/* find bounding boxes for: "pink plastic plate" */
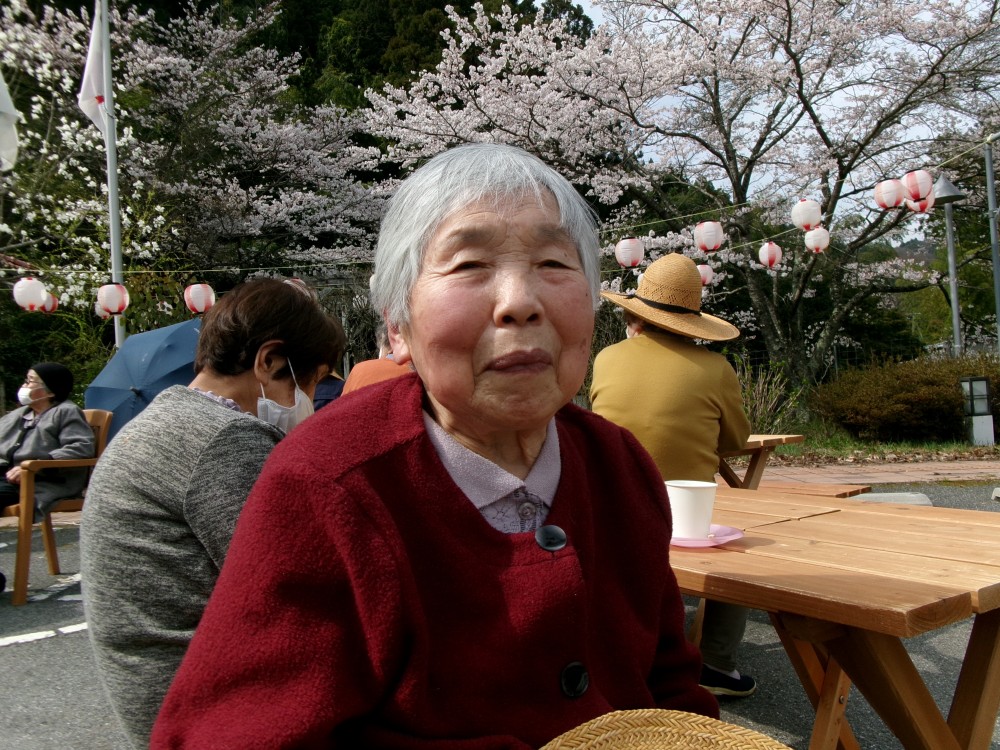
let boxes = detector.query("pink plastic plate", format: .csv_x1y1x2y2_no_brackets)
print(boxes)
670,524,744,548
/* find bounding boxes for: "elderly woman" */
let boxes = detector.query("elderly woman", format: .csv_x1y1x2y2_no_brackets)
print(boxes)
82,279,345,749
151,144,717,749
0,363,94,514
0,362,94,592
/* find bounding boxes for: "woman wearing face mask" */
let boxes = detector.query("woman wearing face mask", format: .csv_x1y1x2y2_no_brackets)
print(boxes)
0,362,95,591
80,278,344,750
0,363,95,511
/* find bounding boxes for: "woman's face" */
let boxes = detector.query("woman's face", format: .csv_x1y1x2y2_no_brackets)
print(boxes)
391,194,594,440
22,370,50,403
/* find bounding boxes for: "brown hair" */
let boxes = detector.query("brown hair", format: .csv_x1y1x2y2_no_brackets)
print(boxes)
194,279,345,382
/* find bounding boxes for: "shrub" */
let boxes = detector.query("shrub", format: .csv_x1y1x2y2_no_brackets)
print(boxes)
733,356,804,434
810,353,1000,441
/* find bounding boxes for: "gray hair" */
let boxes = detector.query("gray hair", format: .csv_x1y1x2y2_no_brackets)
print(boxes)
370,143,601,327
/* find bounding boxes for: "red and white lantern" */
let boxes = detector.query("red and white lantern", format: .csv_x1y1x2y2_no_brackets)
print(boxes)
874,179,905,209
94,301,111,320
13,277,48,311
693,221,725,253
696,264,714,285
758,241,782,268
614,237,644,267
97,283,130,315
902,170,933,201
791,199,822,231
41,292,59,313
905,193,935,213
183,283,216,314
804,226,830,253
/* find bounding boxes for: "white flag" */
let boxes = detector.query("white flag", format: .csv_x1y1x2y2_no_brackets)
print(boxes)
78,2,107,137
0,69,19,172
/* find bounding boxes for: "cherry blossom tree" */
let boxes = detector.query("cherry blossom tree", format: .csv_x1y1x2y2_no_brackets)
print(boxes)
367,0,1000,382
0,0,151,313
118,1,384,278
1,0,382,326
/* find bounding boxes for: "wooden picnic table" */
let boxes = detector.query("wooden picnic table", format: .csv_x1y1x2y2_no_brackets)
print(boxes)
670,488,1000,750
718,433,805,490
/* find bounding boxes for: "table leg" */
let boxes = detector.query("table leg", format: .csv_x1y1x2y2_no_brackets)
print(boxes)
823,626,961,750
740,447,775,490
948,609,1000,750
770,613,859,750
688,598,706,645
718,458,744,488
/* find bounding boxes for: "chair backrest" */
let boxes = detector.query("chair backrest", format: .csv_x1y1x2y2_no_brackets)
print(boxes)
83,408,113,460
540,709,793,750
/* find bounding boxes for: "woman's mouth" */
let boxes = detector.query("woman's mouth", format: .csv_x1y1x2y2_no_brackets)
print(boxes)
489,349,553,372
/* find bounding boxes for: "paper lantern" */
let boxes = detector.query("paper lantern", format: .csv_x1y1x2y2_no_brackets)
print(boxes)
94,300,111,320
791,199,822,231
41,293,59,313
758,241,782,268
905,193,935,213
13,277,48,311
614,237,644,267
693,221,725,253
97,283,130,315
804,226,830,253
184,283,216,314
902,170,933,201
696,264,714,285
874,179,905,209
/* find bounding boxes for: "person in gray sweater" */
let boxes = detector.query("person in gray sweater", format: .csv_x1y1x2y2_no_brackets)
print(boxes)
81,279,345,749
0,362,95,593
0,362,95,518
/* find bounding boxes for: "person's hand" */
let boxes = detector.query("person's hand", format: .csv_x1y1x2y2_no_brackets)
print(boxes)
5,466,21,485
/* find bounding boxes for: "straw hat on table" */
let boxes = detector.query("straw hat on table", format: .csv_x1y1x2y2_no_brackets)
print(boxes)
601,253,739,342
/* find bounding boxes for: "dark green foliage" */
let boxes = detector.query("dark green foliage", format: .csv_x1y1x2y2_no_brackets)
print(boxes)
810,353,1000,441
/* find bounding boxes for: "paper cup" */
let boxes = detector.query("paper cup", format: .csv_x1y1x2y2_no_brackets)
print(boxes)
665,480,717,539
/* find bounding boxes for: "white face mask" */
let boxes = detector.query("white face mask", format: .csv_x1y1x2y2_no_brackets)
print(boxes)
17,386,37,406
256,364,314,434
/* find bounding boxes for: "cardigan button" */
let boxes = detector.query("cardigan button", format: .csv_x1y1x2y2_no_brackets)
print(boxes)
535,524,566,552
560,661,589,698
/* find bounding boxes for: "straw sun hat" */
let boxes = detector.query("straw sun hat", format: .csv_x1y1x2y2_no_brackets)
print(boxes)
600,253,739,342
540,709,793,749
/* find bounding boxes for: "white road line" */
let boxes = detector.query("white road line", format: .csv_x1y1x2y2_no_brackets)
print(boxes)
28,572,81,602
0,622,88,648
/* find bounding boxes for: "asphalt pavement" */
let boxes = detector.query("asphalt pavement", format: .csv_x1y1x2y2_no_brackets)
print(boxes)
1,463,999,749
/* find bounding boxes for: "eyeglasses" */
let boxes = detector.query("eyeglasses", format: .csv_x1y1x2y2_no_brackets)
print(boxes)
22,377,43,387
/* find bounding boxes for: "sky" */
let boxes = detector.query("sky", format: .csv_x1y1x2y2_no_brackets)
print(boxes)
577,0,605,25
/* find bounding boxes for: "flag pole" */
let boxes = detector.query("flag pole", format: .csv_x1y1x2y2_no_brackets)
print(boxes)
99,0,125,348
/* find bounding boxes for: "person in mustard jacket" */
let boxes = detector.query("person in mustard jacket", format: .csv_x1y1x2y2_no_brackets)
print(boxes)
591,252,755,697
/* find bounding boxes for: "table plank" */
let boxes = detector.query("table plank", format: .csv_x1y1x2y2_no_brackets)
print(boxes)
753,481,871,498
723,530,1000,612
762,514,1000,568
714,493,843,521
717,487,854,509
670,548,973,636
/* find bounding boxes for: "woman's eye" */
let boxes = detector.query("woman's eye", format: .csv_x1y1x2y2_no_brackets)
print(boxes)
452,260,485,271
541,259,570,269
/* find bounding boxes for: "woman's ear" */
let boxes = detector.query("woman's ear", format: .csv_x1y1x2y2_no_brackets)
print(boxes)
386,320,412,365
253,340,287,387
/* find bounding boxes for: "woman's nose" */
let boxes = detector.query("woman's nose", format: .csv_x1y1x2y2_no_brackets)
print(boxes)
493,270,543,326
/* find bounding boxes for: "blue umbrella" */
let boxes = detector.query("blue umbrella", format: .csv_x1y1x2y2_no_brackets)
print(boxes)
85,318,201,440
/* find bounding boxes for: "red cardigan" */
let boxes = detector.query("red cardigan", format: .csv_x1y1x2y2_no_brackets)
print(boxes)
151,373,717,749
